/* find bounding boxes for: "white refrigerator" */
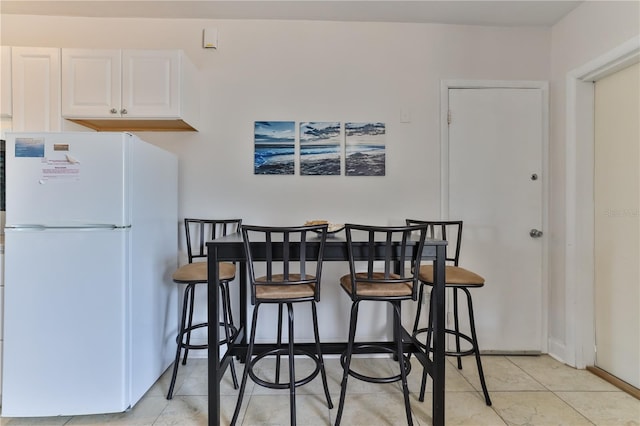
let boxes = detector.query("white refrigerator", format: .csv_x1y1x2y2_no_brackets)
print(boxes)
1,132,179,416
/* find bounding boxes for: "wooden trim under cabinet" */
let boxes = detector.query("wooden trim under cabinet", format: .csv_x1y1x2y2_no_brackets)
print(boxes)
66,118,197,132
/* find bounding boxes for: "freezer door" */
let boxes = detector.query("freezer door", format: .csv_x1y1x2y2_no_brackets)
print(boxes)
2,227,131,416
5,132,131,226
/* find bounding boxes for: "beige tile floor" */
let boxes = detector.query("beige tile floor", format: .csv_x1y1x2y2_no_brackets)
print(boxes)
1,354,639,425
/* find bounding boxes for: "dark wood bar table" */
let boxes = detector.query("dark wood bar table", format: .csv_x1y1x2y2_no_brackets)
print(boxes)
207,232,447,426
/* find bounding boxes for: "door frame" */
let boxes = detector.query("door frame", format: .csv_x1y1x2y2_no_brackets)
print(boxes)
564,35,640,369
440,80,550,353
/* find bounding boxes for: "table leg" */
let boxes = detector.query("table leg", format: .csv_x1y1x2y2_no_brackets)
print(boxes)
432,245,446,426
239,262,248,346
208,248,221,426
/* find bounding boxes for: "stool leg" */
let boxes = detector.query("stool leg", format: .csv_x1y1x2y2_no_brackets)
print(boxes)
224,280,236,327
335,301,360,426
453,288,463,370
166,283,192,399
406,282,426,365
424,287,435,356
220,281,239,389
276,303,284,384
419,289,435,402
393,301,413,426
412,282,425,335
231,304,261,426
182,283,197,365
463,288,492,406
311,301,333,409
286,303,297,426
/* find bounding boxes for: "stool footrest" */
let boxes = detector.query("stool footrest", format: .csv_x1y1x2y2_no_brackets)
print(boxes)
413,327,476,357
177,322,239,350
340,344,412,384
248,348,322,390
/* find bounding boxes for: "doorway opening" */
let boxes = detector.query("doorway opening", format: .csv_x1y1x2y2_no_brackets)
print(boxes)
564,36,640,383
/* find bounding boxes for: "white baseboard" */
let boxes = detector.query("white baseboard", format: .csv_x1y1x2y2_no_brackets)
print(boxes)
547,337,568,366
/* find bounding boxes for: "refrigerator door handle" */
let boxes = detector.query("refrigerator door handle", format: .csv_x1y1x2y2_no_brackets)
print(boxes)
5,224,128,230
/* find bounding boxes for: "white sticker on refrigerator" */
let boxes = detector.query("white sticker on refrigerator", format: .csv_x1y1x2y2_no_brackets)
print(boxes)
41,155,80,181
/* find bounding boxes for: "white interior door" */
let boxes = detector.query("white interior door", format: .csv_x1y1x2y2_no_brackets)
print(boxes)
446,85,545,353
594,62,639,388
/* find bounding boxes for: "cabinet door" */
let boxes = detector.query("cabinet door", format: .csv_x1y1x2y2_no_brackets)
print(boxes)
11,47,61,131
1,46,11,117
61,49,121,118
122,50,180,118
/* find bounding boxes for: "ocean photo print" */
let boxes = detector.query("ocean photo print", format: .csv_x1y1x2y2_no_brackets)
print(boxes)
299,122,341,176
345,122,386,176
254,121,296,175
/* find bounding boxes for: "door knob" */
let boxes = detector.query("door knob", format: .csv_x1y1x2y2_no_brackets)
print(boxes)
529,229,543,238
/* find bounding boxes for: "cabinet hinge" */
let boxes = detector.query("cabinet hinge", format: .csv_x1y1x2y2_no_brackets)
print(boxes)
447,110,452,125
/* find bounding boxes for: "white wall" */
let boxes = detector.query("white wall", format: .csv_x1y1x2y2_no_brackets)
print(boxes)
1,15,551,344
548,0,639,363
1,16,550,226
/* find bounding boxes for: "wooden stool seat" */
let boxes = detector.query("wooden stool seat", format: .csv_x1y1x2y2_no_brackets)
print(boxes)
171,261,236,283
255,274,317,299
418,264,485,287
340,272,414,297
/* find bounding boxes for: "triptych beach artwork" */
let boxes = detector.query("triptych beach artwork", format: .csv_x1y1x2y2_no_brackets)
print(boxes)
254,121,386,176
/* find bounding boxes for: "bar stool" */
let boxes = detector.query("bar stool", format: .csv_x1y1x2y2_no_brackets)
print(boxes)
334,223,428,426
406,219,492,406
230,224,333,426
166,218,242,399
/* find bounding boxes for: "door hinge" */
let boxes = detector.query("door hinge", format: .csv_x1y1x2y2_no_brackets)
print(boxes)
447,110,452,125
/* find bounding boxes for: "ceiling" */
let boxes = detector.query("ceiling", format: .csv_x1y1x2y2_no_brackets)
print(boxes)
0,0,584,27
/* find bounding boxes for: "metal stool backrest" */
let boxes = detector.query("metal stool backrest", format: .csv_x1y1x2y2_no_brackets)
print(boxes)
406,220,463,266
343,223,428,301
184,218,242,263
241,224,328,304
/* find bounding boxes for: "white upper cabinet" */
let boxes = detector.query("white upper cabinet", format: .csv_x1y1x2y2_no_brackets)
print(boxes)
122,50,181,118
61,49,199,131
11,47,61,132
61,49,121,118
1,46,12,118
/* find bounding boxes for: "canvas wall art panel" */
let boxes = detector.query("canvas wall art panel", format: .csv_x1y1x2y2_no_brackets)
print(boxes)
254,121,295,175
345,122,386,176
299,122,341,176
